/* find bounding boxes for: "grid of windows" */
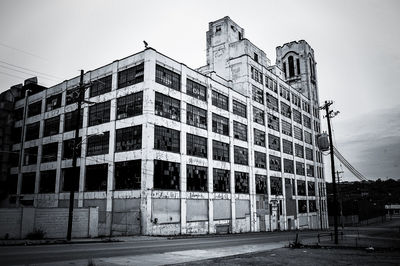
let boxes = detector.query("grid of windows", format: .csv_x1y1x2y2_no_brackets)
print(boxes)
234,146,248,165
115,160,141,190
254,151,266,168
270,176,282,195
268,134,280,151
303,115,312,129
154,126,180,153
64,109,83,132
213,168,230,192
269,155,281,171
187,78,206,101
254,128,266,146
294,126,303,141
43,116,60,137
253,107,265,125
154,160,180,190
296,161,305,176
116,125,142,152
283,158,294,174
88,101,110,126
295,143,304,158
118,63,144,89
187,104,207,129
293,109,302,124
187,165,208,192
304,131,312,145
116,91,143,120
267,113,279,131
233,121,247,141
282,139,293,155
187,133,207,158
155,64,181,91
62,138,81,159
251,66,263,84
252,85,264,104
45,93,62,111
213,140,229,162
235,171,249,193
25,122,40,141
90,75,112,97
281,120,292,136
266,93,279,112
155,92,180,121
255,174,268,194
41,142,58,163
212,90,229,110
280,101,291,118
212,113,229,136
86,132,109,156
233,100,247,118
305,147,314,161
28,101,42,117
39,170,56,193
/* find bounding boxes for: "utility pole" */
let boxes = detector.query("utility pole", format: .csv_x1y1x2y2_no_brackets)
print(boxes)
320,100,339,244
336,170,344,229
67,70,84,241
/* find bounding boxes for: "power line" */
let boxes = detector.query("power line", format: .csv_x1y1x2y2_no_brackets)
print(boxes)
0,42,48,62
0,64,59,82
0,70,28,80
0,60,62,79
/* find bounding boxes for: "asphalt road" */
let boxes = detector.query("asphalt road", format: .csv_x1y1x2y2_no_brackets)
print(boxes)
0,230,320,265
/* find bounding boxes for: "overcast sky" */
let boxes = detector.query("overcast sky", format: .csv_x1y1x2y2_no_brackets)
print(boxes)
0,0,399,182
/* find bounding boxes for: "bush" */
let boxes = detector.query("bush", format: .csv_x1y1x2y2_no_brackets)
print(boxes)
26,228,46,240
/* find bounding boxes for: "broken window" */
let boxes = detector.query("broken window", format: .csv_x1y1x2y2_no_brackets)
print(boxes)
296,161,305,176
90,75,112,97
25,122,40,141
187,104,207,129
293,126,303,141
213,168,230,192
24,146,38,165
266,93,279,112
280,101,291,118
233,100,247,118
212,90,228,111
64,109,83,132
88,101,110,126
306,164,315,177
118,63,144,89
254,128,266,147
187,133,207,158
41,142,58,163
45,93,62,111
267,113,279,131
187,165,207,192
61,167,80,192
235,171,249,193
66,87,83,105
86,132,109,156
187,78,207,101
212,113,229,135
233,121,247,141
21,172,36,194
154,160,180,190
234,146,248,165
212,140,229,162
254,151,267,169
43,116,60,137
116,91,143,120
62,138,82,159
281,120,292,136
39,170,56,193
309,200,316,212
255,174,268,194
154,126,180,153
295,144,304,158
298,200,307,213
303,115,311,129
282,139,293,155
283,159,294,174
252,85,264,104
253,107,265,125
269,155,281,171
268,134,280,151
155,92,180,121
27,101,42,117
115,160,141,190
115,125,142,152
270,176,282,195
304,131,312,145
305,147,313,161
85,164,108,191
155,64,181,91
308,182,315,196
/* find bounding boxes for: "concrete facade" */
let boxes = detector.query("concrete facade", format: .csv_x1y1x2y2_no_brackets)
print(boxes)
3,16,328,236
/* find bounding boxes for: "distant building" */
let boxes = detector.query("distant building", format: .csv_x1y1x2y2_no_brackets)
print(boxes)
386,204,400,219
1,16,328,235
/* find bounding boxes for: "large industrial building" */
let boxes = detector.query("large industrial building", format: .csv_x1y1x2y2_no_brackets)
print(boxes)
1,17,328,236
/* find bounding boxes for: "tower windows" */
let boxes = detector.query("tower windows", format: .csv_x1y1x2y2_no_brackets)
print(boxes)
288,56,295,78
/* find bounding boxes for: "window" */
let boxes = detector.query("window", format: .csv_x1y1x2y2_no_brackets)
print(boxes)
306,164,314,177
187,165,208,192
155,64,181,91
269,155,281,171
212,90,228,110
303,115,311,129
288,56,295,77
294,126,303,141
297,180,306,196
308,182,315,196
90,75,112,97
280,101,291,118
253,107,265,125
88,101,110,126
41,142,58,163
298,200,307,213
282,139,293,155
45,93,62,111
213,140,229,162
302,100,310,113
116,91,143,120
14,107,24,121
295,144,304,158
283,62,287,78
155,92,180,121
283,159,294,174
187,133,207,158
250,66,263,84
187,78,207,101
25,122,40,141
296,161,305,176
281,120,292,136
154,160,180,190
66,87,82,105
64,109,83,132
266,93,279,111
254,128,265,146
85,164,108,191
61,167,79,192
154,126,180,153
235,171,249,193
212,113,229,136
86,132,109,156
279,85,290,101
28,101,42,117
292,94,301,108
268,134,280,151
255,174,268,194
296,58,301,75
62,138,81,159
270,176,282,195
233,100,247,118
309,200,317,212
266,77,277,93
39,170,56,193
305,147,313,161
21,172,36,194
267,113,279,131
252,85,264,104
213,168,230,192
215,25,221,33
254,53,259,63
233,121,247,141
43,116,60,137
118,63,144,89
234,146,248,165
187,104,207,129
116,125,142,152
24,146,38,165
254,151,266,168
293,109,302,124
115,160,141,190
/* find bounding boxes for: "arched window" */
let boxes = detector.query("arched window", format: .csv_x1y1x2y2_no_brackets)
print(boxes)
309,58,314,78
283,62,287,78
296,59,300,75
288,56,295,77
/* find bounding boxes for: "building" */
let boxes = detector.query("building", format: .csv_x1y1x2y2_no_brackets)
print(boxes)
2,16,328,236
